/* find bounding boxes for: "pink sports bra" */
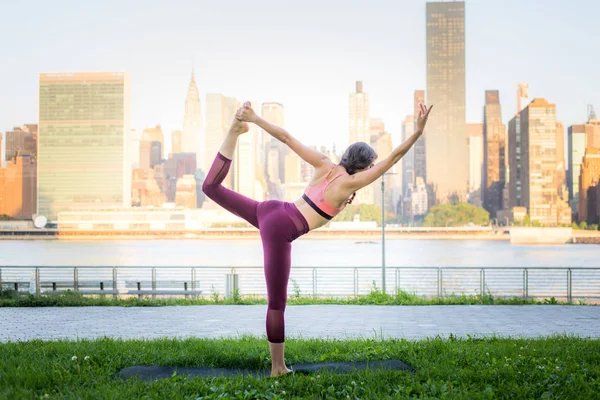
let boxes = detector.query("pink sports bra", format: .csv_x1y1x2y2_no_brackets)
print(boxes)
302,165,355,220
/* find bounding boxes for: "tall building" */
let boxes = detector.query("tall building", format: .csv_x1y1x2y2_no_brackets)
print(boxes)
482,90,506,216
182,72,202,165
348,81,374,205
150,141,162,167
38,72,130,221
413,90,426,183
261,102,286,185
412,177,429,217
142,125,164,159
372,132,395,212
0,154,36,219
401,115,415,197
139,140,152,170
578,147,600,223
426,1,467,203
282,152,304,202
233,116,260,200
555,122,567,202
568,119,600,213
172,130,183,154
174,174,197,209
349,81,370,145
467,123,483,207
508,98,571,225
5,125,37,162
205,93,237,182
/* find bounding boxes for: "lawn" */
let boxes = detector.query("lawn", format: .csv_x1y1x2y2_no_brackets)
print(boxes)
0,287,584,308
1,336,598,399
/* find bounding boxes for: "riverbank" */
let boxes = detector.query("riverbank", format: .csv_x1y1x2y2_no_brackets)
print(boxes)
0,228,509,241
1,228,600,243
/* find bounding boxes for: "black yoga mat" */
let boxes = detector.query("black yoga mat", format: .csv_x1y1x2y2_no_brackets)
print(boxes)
116,360,414,381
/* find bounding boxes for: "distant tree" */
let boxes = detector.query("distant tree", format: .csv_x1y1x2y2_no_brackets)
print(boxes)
0,214,15,221
358,204,382,226
423,203,489,227
579,221,588,230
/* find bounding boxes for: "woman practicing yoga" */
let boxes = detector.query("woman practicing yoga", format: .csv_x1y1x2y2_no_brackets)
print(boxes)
202,101,432,377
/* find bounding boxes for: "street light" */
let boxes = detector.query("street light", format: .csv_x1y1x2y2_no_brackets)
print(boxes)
381,171,396,294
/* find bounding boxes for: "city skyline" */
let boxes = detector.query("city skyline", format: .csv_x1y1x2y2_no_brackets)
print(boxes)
1,1,599,155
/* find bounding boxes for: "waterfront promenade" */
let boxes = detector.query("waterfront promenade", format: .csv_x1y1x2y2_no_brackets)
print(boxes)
1,305,598,342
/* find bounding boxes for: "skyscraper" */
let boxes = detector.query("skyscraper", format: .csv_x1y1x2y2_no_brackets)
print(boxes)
482,90,506,217
5,125,37,162
413,90,426,184
183,72,202,165
204,93,237,182
233,113,259,200
142,125,164,159
261,102,286,183
0,154,36,219
38,72,130,221
349,81,374,204
508,98,571,225
401,115,415,197
372,132,394,212
568,118,600,214
172,130,183,154
426,1,467,203
467,123,483,207
578,147,600,223
349,81,370,145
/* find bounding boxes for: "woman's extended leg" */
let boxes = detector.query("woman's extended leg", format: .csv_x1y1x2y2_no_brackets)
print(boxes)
202,119,260,228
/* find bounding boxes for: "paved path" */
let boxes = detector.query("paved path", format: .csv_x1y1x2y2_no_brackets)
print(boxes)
1,305,599,342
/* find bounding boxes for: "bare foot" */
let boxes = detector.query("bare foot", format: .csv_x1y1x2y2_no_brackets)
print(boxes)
271,366,292,377
230,118,249,135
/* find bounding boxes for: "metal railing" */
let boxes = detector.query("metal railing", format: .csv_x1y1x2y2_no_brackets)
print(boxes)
0,266,599,302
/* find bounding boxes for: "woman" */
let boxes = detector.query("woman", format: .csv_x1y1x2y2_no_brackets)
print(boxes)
202,101,432,377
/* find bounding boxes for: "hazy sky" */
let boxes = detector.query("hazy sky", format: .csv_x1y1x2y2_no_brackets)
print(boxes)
1,0,599,155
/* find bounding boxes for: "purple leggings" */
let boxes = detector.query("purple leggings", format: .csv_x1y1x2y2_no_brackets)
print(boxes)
202,152,309,343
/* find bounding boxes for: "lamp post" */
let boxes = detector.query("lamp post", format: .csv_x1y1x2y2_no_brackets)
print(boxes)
381,172,396,294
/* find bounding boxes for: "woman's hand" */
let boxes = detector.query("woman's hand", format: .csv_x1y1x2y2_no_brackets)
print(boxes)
236,101,258,123
416,103,433,133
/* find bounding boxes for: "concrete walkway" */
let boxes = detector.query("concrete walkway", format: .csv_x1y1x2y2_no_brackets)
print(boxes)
1,305,599,342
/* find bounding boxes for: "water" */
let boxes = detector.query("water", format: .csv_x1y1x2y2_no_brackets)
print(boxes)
0,239,597,268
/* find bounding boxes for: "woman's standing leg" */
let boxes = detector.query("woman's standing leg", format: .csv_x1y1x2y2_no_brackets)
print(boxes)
202,119,259,228
258,203,294,377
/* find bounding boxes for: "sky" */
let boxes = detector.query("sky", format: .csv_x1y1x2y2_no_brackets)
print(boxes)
1,0,599,156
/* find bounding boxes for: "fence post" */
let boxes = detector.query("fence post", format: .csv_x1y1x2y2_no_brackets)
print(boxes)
312,268,317,298
437,268,441,298
192,268,196,291
0,268,2,290
522,269,529,300
112,268,118,299
35,267,40,294
152,268,156,300
74,267,79,291
567,269,572,303
395,268,400,294
353,268,358,297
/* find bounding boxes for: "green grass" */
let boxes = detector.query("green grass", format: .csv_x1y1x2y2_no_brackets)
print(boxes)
0,284,587,308
0,336,598,399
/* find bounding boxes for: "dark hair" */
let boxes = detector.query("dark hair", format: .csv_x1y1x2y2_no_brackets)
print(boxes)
339,142,377,175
